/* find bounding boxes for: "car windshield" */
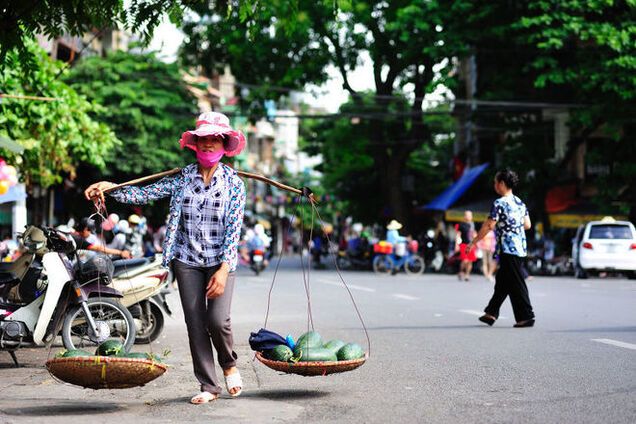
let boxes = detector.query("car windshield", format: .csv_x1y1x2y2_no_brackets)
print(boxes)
588,224,633,240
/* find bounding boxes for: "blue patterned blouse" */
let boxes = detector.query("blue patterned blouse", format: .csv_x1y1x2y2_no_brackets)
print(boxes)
488,194,528,257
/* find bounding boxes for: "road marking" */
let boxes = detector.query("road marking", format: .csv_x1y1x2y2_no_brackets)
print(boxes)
392,293,419,300
317,279,376,292
459,309,508,320
591,338,636,351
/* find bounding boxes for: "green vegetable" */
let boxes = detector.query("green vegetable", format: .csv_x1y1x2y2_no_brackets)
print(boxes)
294,347,337,362
61,349,92,358
323,339,346,354
337,343,365,360
95,339,125,356
266,345,295,362
296,331,322,350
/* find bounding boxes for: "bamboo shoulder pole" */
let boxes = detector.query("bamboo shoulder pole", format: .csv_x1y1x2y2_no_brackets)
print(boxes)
100,167,315,203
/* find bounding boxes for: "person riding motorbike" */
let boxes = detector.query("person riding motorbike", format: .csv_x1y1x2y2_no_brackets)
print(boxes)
246,224,270,268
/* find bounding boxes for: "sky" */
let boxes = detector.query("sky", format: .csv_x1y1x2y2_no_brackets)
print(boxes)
149,17,450,113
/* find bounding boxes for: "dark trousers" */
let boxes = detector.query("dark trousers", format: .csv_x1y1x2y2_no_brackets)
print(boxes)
173,260,238,394
485,253,535,322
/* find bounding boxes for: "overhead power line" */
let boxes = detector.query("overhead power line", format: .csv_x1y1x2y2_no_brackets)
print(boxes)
219,80,586,109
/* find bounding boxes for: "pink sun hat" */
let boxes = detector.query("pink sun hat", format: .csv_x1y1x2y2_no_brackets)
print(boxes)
179,112,246,157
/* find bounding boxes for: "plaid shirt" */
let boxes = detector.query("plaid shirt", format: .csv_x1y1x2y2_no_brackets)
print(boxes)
174,169,228,266
109,163,245,271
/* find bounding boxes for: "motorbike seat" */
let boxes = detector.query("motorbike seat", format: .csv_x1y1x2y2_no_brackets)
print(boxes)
0,262,14,273
112,258,151,277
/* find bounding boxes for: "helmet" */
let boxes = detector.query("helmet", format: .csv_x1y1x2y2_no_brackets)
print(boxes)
116,220,132,234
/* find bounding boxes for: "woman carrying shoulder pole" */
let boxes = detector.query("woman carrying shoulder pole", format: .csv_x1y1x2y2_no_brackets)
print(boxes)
467,168,535,328
85,112,247,404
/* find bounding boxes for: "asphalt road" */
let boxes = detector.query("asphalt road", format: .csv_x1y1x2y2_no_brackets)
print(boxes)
1,257,635,423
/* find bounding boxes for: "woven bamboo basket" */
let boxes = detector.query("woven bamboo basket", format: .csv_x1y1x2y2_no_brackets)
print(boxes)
255,351,366,376
46,356,167,389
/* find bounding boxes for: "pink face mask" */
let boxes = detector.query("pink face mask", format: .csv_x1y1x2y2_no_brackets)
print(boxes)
196,149,224,168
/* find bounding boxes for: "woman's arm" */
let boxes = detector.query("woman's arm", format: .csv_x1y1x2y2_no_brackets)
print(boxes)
90,244,131,259
524,215,531,230
85,174,180,205
207,177,246,299
467,219,496,252
219,178,247,270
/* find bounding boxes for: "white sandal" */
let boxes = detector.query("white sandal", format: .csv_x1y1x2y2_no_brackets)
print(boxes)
224,371,243,397
190,391,218,404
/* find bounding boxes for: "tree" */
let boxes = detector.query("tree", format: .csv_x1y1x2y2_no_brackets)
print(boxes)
454,0,636,216
516,0,636,215
0,1,206,65
301,95,455,224
180,1,468,227
0,40,119,188
64,50,198,176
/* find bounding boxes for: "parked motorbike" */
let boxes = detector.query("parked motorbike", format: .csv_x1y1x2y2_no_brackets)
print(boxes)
526,255,573,276
110,256,172,344
336,246,373,270
0,225,135,366
249,249,267,275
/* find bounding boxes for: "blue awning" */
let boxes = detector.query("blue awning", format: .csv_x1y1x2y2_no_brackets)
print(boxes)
421,163,489,211
0,185,26,205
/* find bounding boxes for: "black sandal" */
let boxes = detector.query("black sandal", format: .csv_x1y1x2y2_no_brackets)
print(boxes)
478,315,496,326
513,319,535,328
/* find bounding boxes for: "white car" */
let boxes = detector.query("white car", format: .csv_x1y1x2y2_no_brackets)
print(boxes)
572,218,636,279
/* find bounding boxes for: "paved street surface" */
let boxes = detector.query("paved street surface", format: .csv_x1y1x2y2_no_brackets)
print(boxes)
1,257,635,423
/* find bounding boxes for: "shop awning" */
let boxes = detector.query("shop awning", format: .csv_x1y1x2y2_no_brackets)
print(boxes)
445,197,497,222
421,163,489,211
0,185,26,204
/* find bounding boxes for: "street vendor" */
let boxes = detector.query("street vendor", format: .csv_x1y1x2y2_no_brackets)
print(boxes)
84,112,247,404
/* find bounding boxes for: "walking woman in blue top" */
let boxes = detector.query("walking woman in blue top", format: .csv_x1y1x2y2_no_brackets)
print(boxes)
467,169,535,328
85,112,247,404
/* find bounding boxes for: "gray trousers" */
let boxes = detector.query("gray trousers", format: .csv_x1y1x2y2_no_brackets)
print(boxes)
173,260,238,394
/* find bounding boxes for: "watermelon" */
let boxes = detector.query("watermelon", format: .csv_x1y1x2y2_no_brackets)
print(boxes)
61,349,91,358
323,339,346,354
296,331,322,350
266,345,294,362
294,346,337,362
125,352,163,362
95,339,125,356
336,343,365,360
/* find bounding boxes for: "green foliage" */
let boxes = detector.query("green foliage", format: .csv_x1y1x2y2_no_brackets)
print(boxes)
180,0,465,226
0,41,119,187
0,0,205,67
64,51,198,175
461,0,636,212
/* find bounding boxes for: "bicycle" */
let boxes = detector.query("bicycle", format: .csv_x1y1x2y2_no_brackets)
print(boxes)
372,241,425,275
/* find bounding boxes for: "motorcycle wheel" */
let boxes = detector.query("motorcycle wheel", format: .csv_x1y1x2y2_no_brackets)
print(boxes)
373,255,394,274
134,302,165,344
405,255,425,275
62,298,136,353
